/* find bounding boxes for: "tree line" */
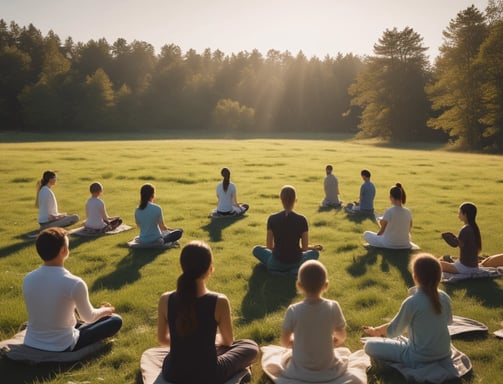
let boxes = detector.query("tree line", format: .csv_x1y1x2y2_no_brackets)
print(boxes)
1,1,502,151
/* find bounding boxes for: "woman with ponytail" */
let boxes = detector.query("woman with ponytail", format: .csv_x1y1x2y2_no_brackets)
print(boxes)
213,167,249,217
440,202,482,273
363,253,453,365
364,183,416,249
36,170,79,228
157,241,258,383
135,183,183,245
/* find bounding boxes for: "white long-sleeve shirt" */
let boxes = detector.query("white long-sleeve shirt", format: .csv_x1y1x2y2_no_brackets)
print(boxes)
38,186,58,224
22,266,104,351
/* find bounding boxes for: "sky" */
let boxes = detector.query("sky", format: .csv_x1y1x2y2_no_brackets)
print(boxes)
0,0,490,61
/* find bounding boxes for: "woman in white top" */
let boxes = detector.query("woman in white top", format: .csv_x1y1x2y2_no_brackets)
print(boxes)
364,183,416,249
213,168,249,216
36,170,79,228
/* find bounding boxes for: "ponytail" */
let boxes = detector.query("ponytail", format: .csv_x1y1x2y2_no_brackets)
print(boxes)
390,182,406,204
411,253,442,314
35,170,56,207
175,272,198,336
460,202,481,252
174,241,213,337
221,167,230,192
139,183,154,210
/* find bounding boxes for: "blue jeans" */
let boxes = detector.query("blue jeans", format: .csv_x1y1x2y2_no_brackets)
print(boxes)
252,246,319,274
73,314,123,350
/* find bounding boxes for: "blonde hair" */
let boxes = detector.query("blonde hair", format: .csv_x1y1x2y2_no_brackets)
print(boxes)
280,185,296,210
298,260,327,295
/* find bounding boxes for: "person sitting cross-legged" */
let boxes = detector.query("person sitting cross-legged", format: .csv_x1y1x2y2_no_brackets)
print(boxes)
22,227,122,352
253,185,322,274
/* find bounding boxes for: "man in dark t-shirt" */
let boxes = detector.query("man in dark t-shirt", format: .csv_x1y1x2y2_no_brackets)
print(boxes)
253,185,322,274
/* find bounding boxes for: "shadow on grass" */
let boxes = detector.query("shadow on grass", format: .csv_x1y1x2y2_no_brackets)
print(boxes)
367,364,472,384
91,248,168,291
347,247,415,288
0,240,35,258
443,278,503,308
201,215,246,242
0,343,113,383
317,205,343,213
239,264,297,325
1,228,99,259
345,212,378,224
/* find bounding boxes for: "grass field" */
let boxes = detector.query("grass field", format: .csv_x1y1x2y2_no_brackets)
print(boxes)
0,136,502,384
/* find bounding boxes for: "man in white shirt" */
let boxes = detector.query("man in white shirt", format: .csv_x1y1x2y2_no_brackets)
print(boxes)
23,227,122,351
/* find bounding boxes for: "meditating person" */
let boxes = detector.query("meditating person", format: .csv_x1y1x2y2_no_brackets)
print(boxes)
36,170,79,228
252,185,322,274
274,260,359,382
363,183,415,249
22,227,122,351
320,164,341,208
439,202,481,273
84,182,122,232
135,183,183,245
345,169,376,215
363,253,453,366
213,167,249,216
157,240,259,383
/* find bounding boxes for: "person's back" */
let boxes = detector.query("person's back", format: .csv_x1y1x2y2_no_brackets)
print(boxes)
216,182,236,213
85,196,106,229
364,254,454,367
135,202,162,243
359,179,375,211
165,292,218,383
324,174,339,204
287,298,345,370
159,241,258,384
280,260,347,382
397,289,451,361
23,227,122,352
458,225,478,267
382,205,411,248
268,210,307,263
23,266,83,351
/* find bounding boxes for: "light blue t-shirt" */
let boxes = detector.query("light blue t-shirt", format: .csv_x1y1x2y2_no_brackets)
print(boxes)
359,180,375,211
135,202,163,243
387,288,452,362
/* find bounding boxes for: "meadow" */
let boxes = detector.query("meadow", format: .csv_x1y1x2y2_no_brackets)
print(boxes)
0,135,502,384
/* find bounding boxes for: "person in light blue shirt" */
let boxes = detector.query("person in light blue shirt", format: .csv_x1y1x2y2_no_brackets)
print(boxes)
135,184,183,245
358,170,375,212
363,253,453,365
345,169,375,215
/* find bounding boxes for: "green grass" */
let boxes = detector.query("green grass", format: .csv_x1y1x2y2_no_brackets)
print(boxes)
0,137,502,383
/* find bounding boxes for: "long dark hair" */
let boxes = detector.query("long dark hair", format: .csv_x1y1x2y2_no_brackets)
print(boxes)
460,202,481,252
221,167,230,192
175,241,213,337
35,170,56,207
411,253,442,314
139,183,154,210
390,182,406,204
